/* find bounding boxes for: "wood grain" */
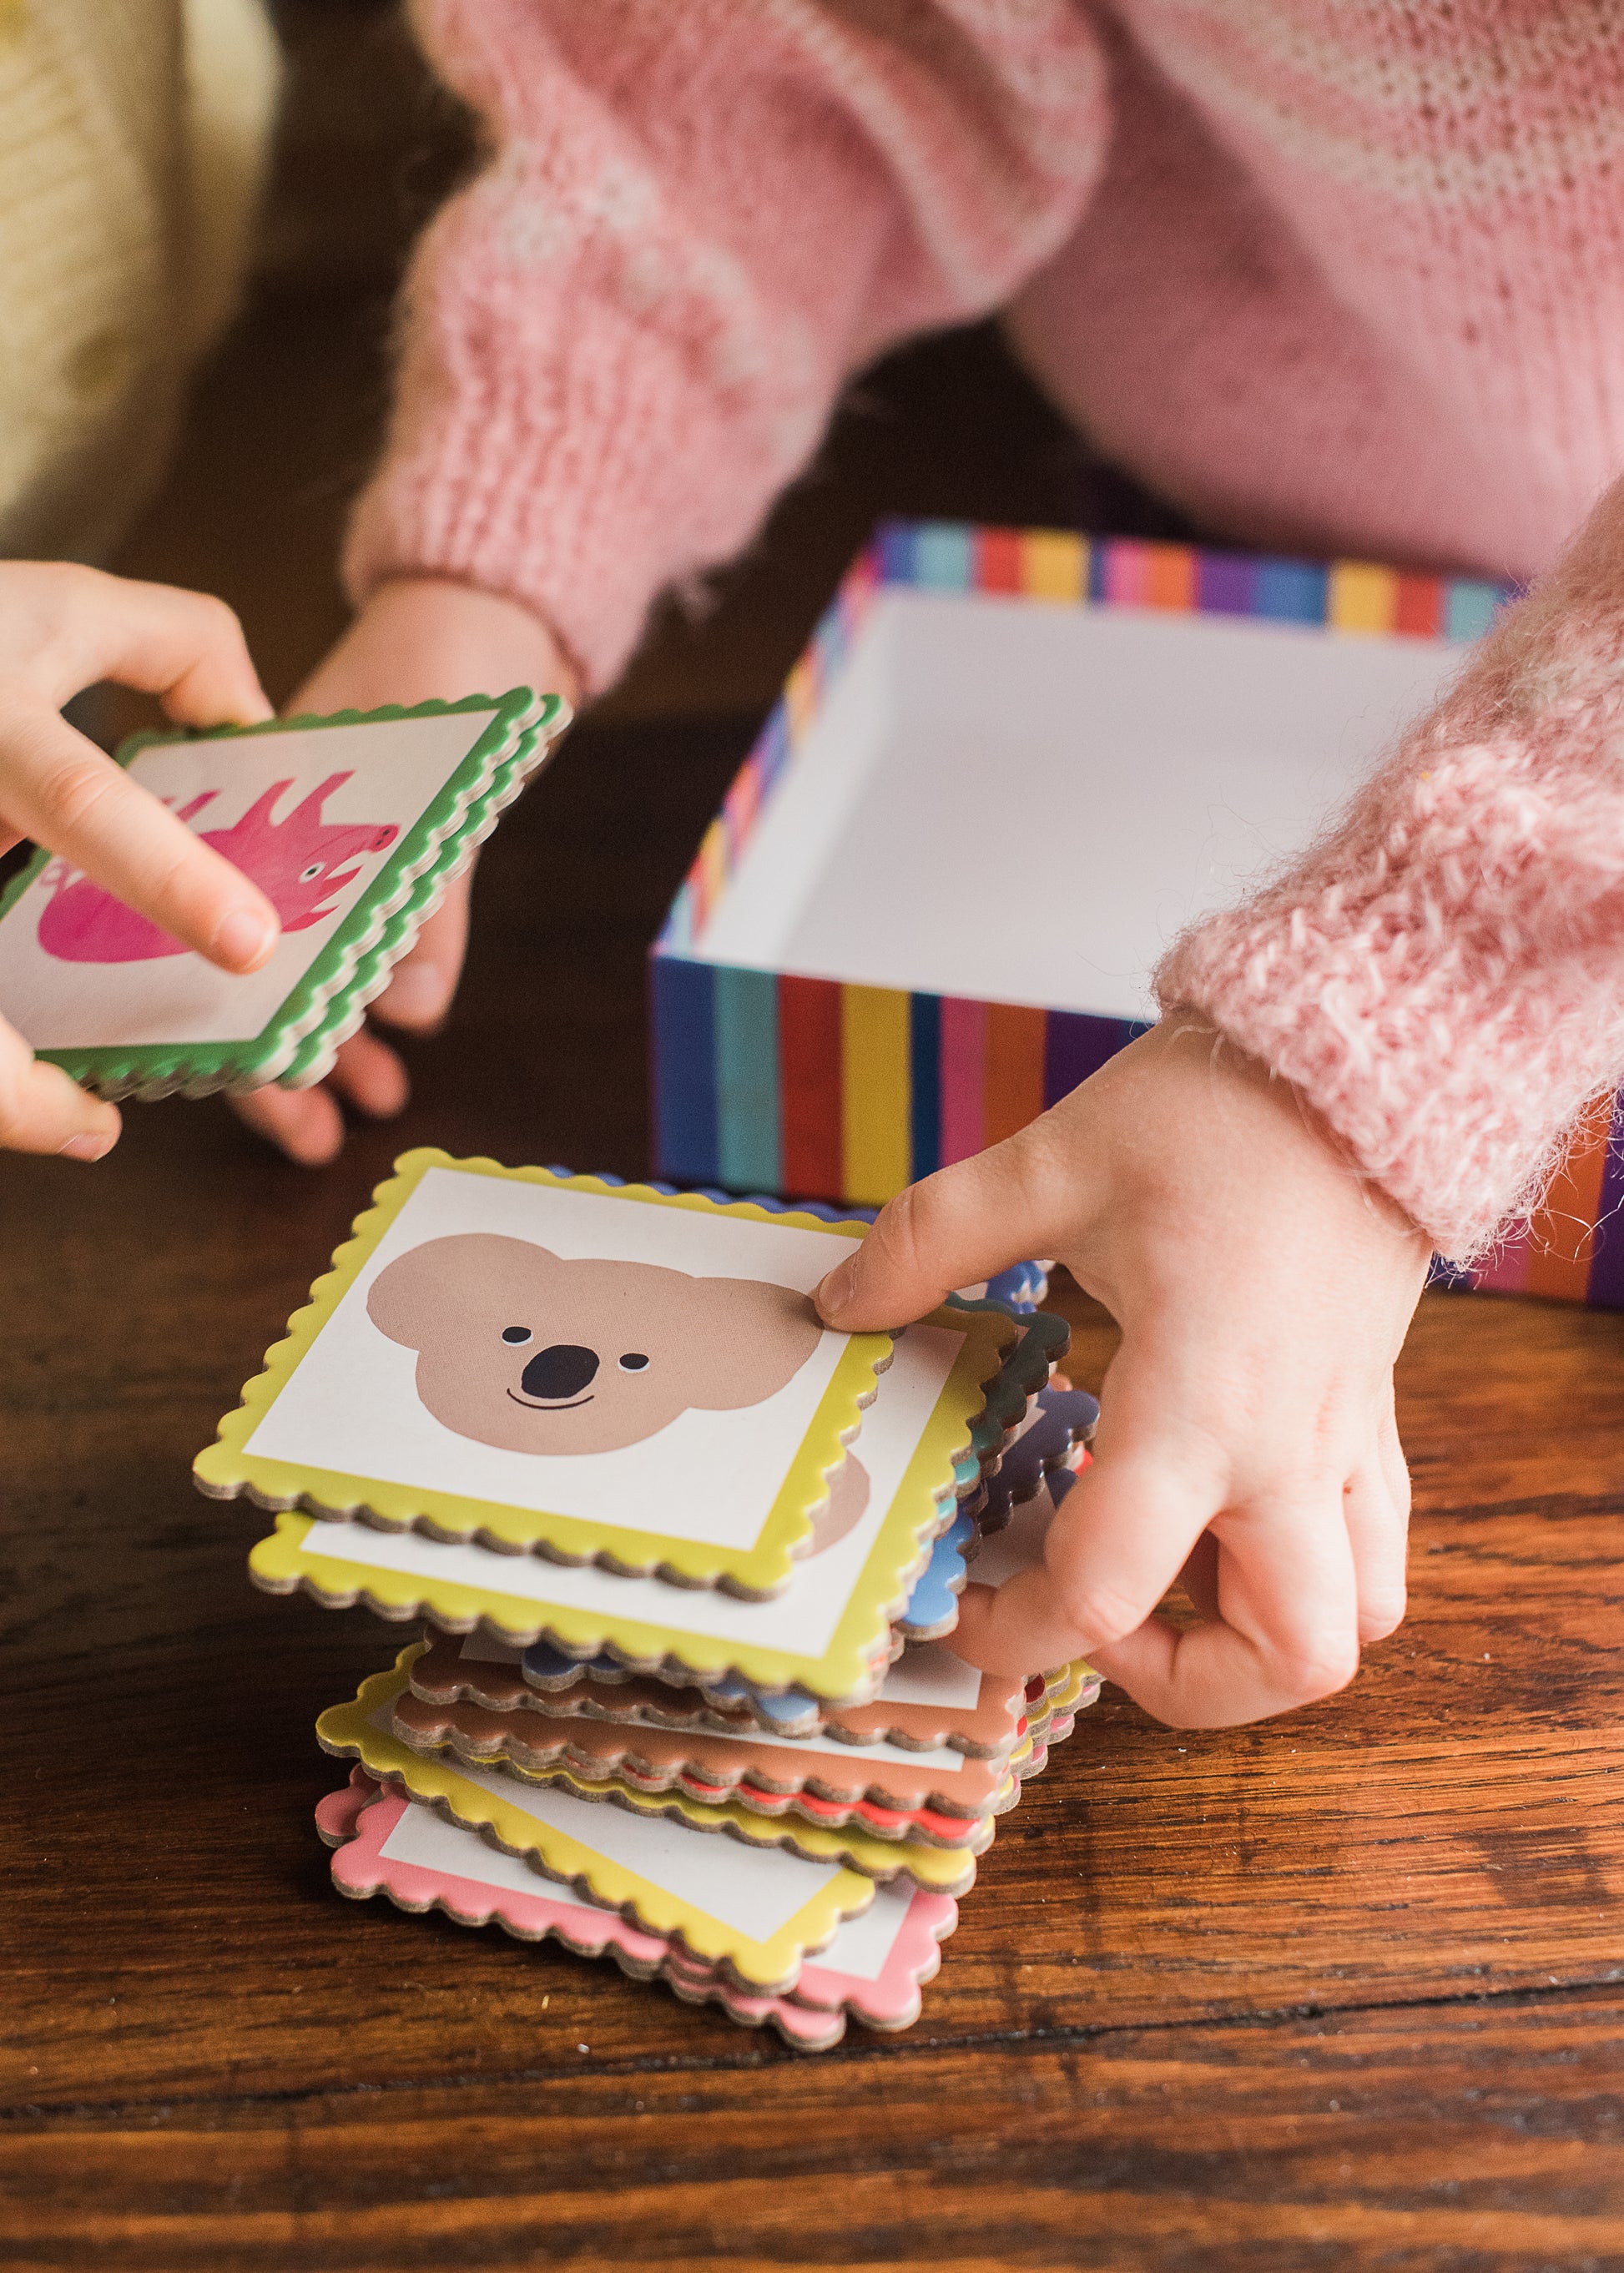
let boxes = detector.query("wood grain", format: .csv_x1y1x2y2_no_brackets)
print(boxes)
4,221,1621,2265
3,704,1624,2267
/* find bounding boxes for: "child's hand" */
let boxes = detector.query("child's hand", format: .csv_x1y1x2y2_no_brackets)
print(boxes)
815,1016,1431,1728
0,563,275,1162
229,577,579,1165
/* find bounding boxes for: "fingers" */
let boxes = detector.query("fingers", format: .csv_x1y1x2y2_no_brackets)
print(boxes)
1342,1449,1409,1646
0,1015,120,1159
1,703,279,972
226,1030,408,1165
370,872,472,1033
951,1323,1391,1724
326,1027,409,1118
1376,1388,1411,1519
3,563,272,725
817,1121,1070,1329
1089,1486,1362,1728
952,1442,1218,1678
229,1080,346,1167
1177,1529,1222,1622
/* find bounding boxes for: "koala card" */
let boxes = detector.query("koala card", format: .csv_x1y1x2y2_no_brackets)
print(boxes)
0,691,567,1100
245,1293,1049,1706
202,1151,942,1600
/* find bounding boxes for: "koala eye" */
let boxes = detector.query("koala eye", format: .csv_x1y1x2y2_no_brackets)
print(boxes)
618,1352,650,1373
501,1326,533,1345
299,861,325,882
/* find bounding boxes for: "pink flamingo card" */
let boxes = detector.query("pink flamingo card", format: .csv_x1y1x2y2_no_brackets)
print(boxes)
0,689,567,1100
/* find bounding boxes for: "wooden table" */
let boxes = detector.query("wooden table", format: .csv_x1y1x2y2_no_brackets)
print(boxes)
3,708,1624,2271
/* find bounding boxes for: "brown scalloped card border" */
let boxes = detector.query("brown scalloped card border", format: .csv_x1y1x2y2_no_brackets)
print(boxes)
389,1684,1026,1832
321,1654,982,1904
411,1628,1036,1760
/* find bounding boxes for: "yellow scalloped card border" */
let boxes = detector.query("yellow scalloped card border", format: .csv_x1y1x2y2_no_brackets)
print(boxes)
318,1655,879,1990
1049,1660,1099,1717
250,1299,1017,1705
386,1698,989,1889
198,1149,896,1598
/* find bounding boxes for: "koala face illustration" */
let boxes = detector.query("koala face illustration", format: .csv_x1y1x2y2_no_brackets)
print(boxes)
365,1232,825,1455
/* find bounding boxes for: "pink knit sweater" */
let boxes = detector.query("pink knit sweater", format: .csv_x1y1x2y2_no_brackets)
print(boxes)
349,2,1624,1262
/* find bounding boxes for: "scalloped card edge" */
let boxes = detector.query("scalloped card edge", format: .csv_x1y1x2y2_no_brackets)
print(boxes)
203,1152,902,1600
3,691,568,1101
316,1654,884,1991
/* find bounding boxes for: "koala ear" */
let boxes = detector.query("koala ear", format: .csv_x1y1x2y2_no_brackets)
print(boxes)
366,1234,560,1350
680,1275,825,1411
366,1242,445,1350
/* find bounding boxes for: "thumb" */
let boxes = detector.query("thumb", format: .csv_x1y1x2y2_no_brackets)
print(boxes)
815,1126,1066,1330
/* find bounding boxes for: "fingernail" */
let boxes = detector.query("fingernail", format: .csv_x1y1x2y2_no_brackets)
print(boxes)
816,1257,856,1322
385,964,449,1021
59,1130,115,1162
214,908,276,972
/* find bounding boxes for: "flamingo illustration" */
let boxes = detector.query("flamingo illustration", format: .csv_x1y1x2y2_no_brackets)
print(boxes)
35,773,399,964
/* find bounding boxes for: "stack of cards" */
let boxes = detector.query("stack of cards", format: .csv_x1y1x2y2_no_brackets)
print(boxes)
198,1150,1101,2047
0,693,570,1099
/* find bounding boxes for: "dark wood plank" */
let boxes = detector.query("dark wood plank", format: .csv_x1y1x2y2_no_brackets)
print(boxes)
4,712,1624,2169
2,189,1616,2261
4,1994,1624,2270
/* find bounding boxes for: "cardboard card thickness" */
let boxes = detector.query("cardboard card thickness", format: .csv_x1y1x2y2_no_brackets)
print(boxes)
318,1770,954,2047
320,1656,927,1987
320,1653,981,1898
247,1280,1058,1708
0,691,567,1100
387,1682,1032,1840
411,1625,1041,1758
475,1407,1091,1741
202,1151,916,1599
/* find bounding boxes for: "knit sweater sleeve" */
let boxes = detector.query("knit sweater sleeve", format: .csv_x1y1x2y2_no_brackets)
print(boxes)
1155,483,1624,1264
345,0,1107,689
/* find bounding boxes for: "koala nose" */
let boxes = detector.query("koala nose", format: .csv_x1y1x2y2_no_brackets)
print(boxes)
520,1343,600,1400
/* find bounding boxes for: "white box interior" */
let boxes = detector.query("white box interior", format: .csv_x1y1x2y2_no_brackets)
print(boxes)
691,588,1465,1022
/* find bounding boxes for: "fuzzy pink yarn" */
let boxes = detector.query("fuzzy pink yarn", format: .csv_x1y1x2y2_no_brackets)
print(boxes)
1159,493,1624,1262
351,1,1624,1254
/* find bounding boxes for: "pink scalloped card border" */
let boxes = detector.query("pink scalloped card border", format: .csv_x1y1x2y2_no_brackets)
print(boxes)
665,1877,954,2027
315,1772,954,2040
317,1772,668,1971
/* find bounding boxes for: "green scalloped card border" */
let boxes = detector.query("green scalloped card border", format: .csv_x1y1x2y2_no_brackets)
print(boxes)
0,688,570,1101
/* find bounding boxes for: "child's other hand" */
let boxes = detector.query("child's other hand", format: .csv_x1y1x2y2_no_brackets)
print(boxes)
815,1017,1431,1728
0,563,275,1162
229,577,579,1166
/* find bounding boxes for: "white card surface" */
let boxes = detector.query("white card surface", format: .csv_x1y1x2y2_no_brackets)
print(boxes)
0,712,498,1048
377,1794,914,1982
300,1318,963,1655
449,1620,984,1729
248,1170,862,1551
693,587,1460,1020
431,1750,848,1939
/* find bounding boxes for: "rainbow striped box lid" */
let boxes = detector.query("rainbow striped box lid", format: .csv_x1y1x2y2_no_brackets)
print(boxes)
651,520,1623,1308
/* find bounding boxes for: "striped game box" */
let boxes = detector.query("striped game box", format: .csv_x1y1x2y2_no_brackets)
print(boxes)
651,520,1624,1308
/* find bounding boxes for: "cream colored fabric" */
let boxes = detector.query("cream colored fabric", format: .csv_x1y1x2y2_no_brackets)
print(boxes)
0,0,280,563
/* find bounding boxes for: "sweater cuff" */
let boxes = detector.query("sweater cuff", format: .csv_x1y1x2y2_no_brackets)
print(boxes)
341,199,826,693
1153,733,1624,1264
